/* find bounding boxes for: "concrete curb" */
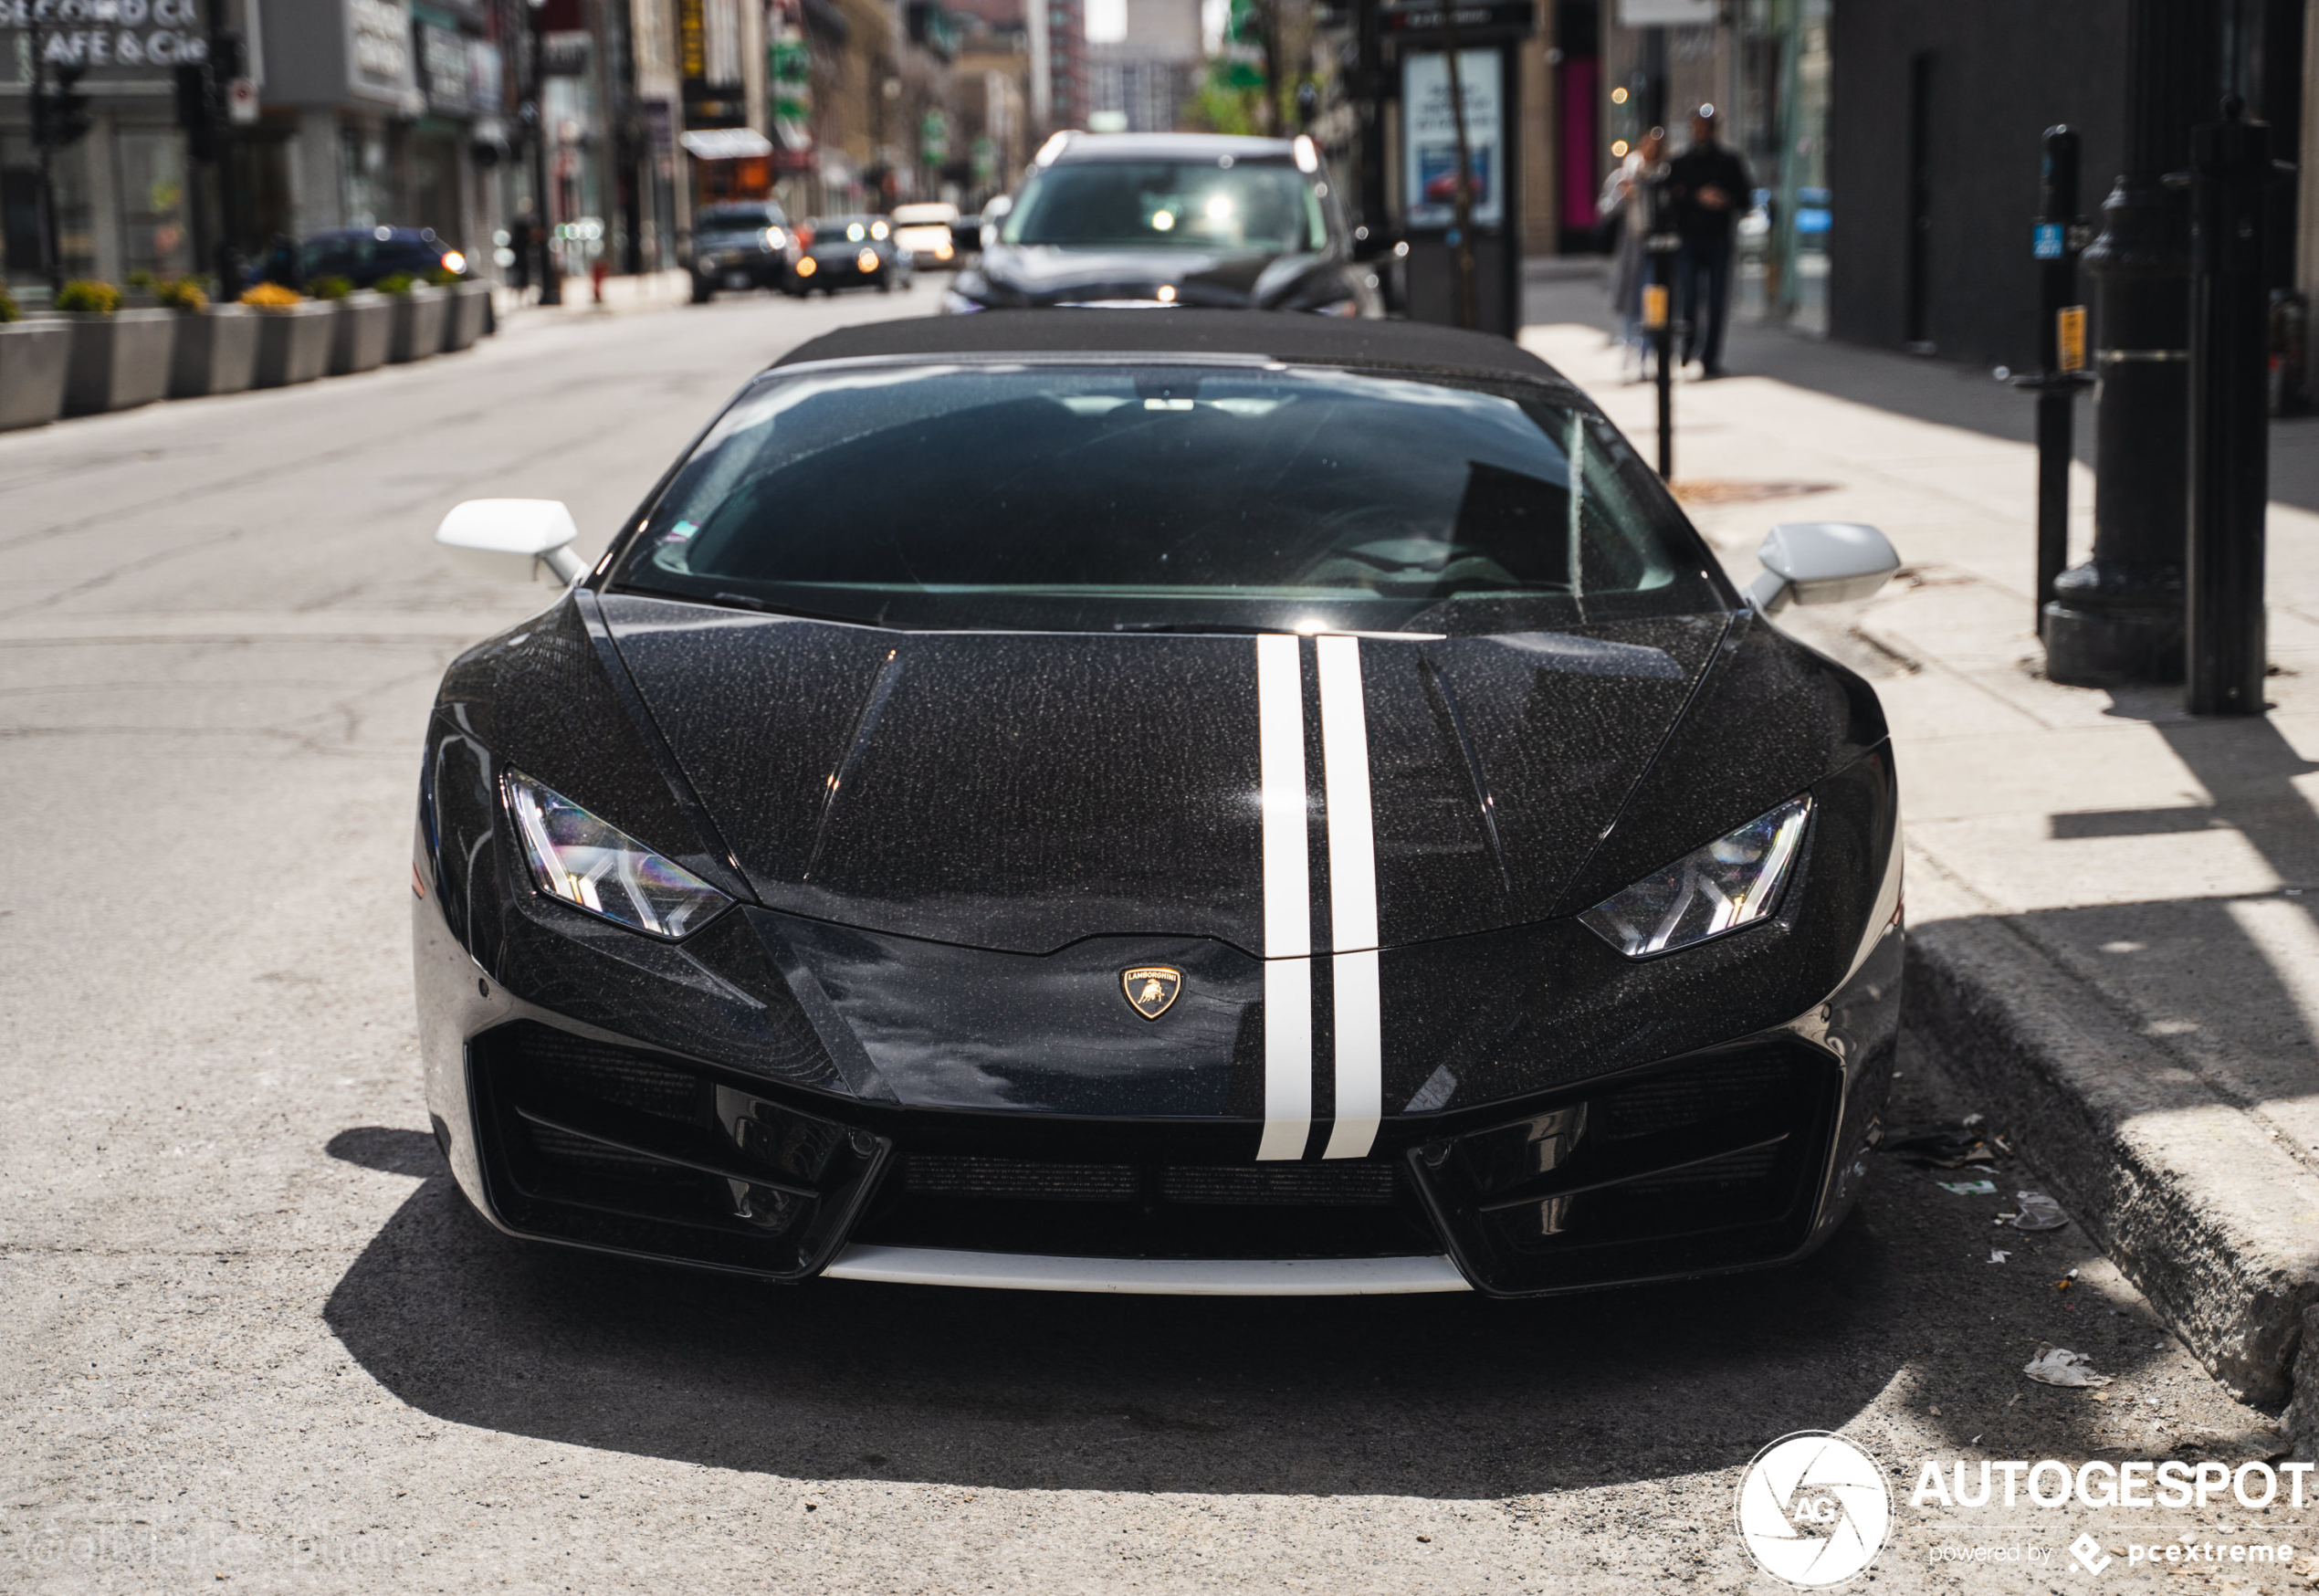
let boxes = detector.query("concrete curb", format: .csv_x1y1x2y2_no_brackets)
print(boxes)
1905,904,2319,1411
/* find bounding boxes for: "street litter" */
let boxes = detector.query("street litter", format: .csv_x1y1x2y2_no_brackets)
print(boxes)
2009,1192,2069,1231
1883,1123,2001,1169
1990,1249,2011,1263
2023,1347,2113,1388
1942,1180,1999,1196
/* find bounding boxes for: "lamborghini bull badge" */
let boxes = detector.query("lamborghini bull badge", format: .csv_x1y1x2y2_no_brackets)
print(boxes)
1121,966,1183,1020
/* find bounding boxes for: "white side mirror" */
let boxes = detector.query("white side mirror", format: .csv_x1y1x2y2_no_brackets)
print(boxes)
435,499,587,585
1745,521,1901,614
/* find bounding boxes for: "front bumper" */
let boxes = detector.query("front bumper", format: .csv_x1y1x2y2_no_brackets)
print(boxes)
417,703,1901,1295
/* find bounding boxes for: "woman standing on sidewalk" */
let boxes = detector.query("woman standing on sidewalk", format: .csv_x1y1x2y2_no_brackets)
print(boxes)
1600,128,1666,383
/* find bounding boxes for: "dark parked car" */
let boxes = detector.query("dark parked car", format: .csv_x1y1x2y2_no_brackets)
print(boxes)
792,215,908,294
287,226,467,289
686,200,800,301
945,131,1383,316
421,310,1905,1298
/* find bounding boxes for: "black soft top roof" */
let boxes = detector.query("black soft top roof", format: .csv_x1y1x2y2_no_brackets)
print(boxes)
771,310,1568,386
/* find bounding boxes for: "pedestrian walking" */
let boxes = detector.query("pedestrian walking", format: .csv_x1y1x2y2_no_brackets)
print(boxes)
1599,128,1667,382
1666,105,1751,378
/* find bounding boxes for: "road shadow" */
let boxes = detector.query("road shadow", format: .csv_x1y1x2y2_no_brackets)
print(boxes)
320,1107,2164,1496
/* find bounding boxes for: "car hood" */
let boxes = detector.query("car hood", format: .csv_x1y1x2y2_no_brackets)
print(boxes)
601,593,1732,955
971,243,1327,308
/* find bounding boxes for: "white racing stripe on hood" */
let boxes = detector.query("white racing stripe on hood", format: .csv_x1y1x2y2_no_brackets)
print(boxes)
1317,635,1381,1159
1255,633,1313,1160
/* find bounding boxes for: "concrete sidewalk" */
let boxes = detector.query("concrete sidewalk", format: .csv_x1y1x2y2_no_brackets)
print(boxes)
1519,320,2319,1422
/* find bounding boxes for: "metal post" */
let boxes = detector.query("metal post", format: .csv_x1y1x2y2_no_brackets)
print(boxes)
2015,127,2094,635
207,9,247,297
1645,169,1681,479
2043,0,2211,685
2185,97,2272,716
28,5,62,298
526,0,562,306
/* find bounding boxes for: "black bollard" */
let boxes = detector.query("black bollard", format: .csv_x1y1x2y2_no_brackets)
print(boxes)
1644,170,1681,480
2015,128,2094,636
2185,98,2272,716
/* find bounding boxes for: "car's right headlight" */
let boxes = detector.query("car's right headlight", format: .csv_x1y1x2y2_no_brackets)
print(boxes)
1579,796,1811,958
502,769,729,939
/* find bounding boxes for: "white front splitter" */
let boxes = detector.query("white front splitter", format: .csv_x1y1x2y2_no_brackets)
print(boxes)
820,1244,1473,1296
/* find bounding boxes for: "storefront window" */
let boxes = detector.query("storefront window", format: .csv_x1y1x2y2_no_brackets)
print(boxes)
343,124,392,228
0,132,96,283
116,131,193,281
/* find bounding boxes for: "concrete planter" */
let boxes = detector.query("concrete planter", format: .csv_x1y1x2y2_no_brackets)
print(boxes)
387,285,446,362
0,320,74,430
251,300,335,388
441,280,490,352
328,292,393,375
58,309,176,415
167,306,259,398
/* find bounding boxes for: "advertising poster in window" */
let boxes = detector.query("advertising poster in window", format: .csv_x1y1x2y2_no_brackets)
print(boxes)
1401,48,1503,229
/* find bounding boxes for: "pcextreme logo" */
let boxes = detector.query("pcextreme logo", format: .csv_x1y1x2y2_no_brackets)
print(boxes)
1736,1431,1893,1588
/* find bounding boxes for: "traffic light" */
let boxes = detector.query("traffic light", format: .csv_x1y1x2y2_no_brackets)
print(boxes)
36,64,94,152
176,63,216,160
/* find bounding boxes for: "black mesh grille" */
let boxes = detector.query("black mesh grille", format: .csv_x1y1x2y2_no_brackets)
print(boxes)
1593,1056,1798,1141
1160,1163,1397,1206
505,1026,701,1121
469,1021,883,1279
1417,1043,1842,1293
905,1155,1139,1202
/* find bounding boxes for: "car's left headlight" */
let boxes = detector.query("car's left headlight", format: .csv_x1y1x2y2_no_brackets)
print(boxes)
502,770,729,939
1579,796,1811,958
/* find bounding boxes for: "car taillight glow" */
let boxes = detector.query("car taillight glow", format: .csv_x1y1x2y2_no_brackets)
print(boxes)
440,250,467,274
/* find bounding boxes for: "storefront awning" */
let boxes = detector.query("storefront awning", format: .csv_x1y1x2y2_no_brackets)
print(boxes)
678,129,776,161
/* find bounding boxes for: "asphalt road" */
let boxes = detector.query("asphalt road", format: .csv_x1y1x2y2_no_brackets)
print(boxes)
0,284,2301,1593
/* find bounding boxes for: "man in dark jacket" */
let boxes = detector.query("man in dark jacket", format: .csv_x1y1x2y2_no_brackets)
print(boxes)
1665,106,1750,377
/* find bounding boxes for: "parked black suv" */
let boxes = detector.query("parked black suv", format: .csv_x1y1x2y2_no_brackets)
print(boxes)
687,201,801,300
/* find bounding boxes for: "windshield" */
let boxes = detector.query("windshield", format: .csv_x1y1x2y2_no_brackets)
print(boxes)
612,362,1723,634
698,205,782,231
1001,161,1327,253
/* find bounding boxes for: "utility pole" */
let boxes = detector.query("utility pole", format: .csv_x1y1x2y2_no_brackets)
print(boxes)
207,0,247,295
2184,97,2272,716
2043,0,2212,685
26,7,93,298
524,0,562,306
1440,14,1477,331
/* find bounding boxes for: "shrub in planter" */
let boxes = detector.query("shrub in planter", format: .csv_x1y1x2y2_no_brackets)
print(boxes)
242,285,333,388
0,313,72,429
385,278,446,363
307,274,354,301
0,282,18,322
327,287,393,376
373,272,417,296
54,278,123,314
166,282,257,400
49,280,173,415
442,279,490,352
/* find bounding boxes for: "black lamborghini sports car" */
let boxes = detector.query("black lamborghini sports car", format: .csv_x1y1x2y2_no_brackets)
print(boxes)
415,311,1905,1297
